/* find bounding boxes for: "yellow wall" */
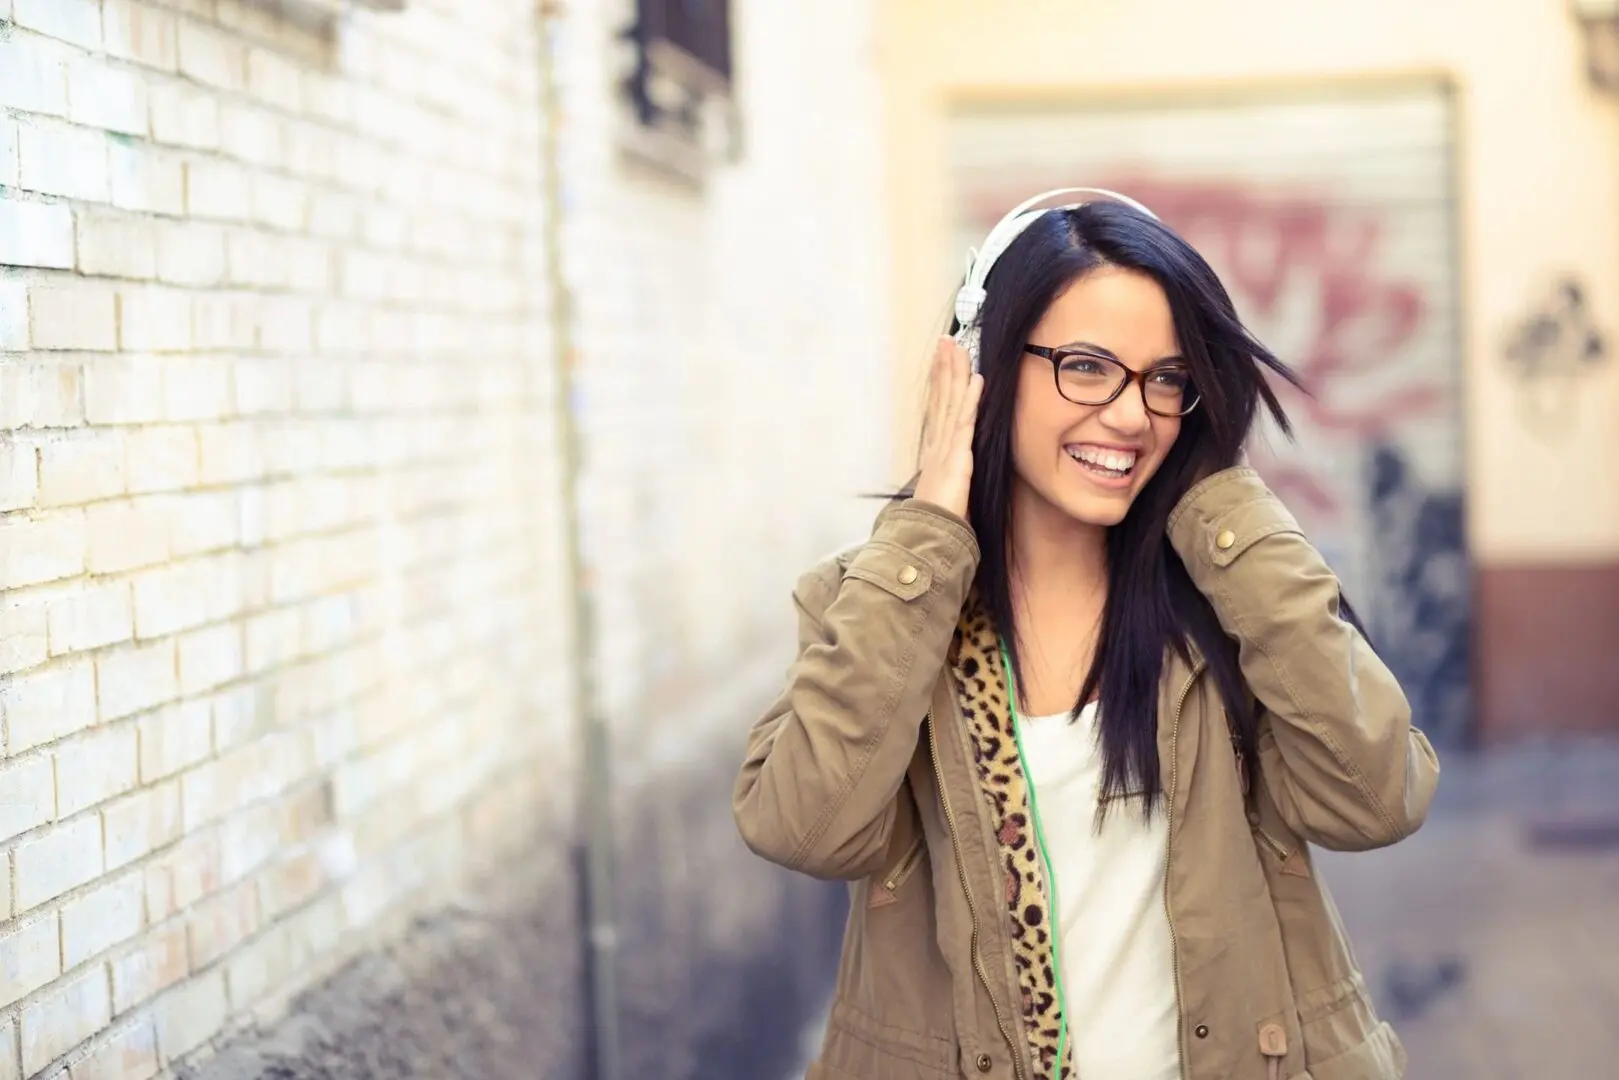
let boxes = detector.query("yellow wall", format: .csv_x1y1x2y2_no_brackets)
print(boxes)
876,0,1619,563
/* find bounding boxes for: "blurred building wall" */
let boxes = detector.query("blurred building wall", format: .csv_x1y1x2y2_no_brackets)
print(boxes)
0,0,885,1076
876,0,1619,742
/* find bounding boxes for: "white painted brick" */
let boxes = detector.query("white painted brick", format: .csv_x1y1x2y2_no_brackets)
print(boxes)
29,284,118,351
162,356,233,422
0,510,87,589
77,211,157,279
183,158,250,222
67,1014,159,1080
218,801,284,885
67,55,148,136
197,422,264,485
124,425,198,494
288,237,334,293
177,19,245,92
246,47,303,111
19,965,111,1077
148,83,218,150
0,914,61,1010
86,499,169,573
231,359,294,413
151,828,216,915
0,1019,17,1080
219,104,282,168
0,280,23,351
39,433,128,506
132,560,212,639
187,878,257,969
0,115,16,188
136,701,210,782
0,436,37,512
118,287,193,352
2,658,96,751
0,755,54,845
244,607,300,676
155,222,227,287
0,594,49,676
225,228,286,289
177,623,243,697
13,0,102,51
168,490,238,557
14,813,103,911
103,0,179,72
17,119,109,203
253,172,307,232
55,723,139,817
108,141,185,216
149,968,223,1063
46,579,134,655
257,298,313,354
110,920,187,1016
95,639,177,722
103,780,181,871
0,34,68,118
191,293,257,351
0,196,75,271
202,686,254,751
224,919,295,1013
61,870,144,969
0,359,83,427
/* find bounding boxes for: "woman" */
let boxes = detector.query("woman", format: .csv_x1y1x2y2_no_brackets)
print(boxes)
733,189,1439,1080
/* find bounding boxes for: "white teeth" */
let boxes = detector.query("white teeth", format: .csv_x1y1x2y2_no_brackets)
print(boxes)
1069,446,1137,473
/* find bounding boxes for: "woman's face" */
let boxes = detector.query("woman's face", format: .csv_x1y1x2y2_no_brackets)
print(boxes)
1012,266,1185,528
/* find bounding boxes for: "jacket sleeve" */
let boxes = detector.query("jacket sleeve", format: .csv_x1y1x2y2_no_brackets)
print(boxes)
1167,467,1441,851
733,500,979,880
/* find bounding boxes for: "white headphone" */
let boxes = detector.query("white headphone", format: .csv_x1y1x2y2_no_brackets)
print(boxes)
953,187,1159,371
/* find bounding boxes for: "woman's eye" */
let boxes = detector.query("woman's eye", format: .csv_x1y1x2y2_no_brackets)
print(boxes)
1151,369,1190,388
1062,358,1107,376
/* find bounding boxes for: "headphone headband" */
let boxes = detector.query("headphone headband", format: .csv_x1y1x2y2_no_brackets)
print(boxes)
953,187,1159,370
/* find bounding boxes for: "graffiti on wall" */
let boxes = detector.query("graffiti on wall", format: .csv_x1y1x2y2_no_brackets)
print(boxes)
960,175,1471,742
1502,277,1608,437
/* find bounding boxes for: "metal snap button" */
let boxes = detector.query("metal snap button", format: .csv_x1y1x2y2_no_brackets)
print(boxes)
1215,529,1236,550
1195,1024,1210,1039
898,565,919,585
976,1052,993,1072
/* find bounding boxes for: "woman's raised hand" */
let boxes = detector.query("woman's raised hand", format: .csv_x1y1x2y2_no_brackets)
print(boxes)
911,336,984,520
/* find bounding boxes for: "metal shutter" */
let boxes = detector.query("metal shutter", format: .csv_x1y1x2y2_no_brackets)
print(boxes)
947,85,1470,743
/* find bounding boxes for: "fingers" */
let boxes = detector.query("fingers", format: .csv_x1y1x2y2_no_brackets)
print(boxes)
922,336,949,445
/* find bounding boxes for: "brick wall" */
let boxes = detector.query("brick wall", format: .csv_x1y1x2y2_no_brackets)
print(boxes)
0,1,572,1076
0,0,890,1077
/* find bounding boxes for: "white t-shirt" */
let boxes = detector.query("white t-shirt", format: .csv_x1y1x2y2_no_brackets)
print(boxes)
1017,701,1182,1080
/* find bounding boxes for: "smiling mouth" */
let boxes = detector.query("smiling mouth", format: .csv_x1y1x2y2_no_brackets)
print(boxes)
1066,445,1138,479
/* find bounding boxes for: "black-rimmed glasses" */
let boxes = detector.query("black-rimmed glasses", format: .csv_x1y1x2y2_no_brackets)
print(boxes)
1025,344,1201,418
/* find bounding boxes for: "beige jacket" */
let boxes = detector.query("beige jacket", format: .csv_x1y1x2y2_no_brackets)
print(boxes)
734,468,1441,1080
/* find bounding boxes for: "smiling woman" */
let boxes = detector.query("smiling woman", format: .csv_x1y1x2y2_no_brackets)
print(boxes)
735,189,1438,1080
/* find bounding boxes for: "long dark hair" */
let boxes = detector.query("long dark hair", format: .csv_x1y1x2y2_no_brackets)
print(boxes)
954,202,1304,816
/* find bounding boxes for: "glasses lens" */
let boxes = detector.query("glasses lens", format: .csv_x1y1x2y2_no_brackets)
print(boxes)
1143,367,1193,415
1055,352,1126,405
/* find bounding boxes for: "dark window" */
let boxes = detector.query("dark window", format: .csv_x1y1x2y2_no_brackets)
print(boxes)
623,0,733,135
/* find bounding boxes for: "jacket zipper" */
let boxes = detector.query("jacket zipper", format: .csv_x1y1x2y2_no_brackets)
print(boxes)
928,712,1028,1080
882,835,927,894
1253,826,1291,862
1163,661,1204,1080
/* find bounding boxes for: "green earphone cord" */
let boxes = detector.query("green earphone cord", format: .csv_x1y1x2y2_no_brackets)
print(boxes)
998,640,1072,1080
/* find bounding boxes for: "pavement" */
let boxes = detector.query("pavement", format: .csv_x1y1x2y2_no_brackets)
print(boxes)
786,739,1619,1080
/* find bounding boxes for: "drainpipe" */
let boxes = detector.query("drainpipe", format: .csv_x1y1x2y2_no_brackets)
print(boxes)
535,4,623,1079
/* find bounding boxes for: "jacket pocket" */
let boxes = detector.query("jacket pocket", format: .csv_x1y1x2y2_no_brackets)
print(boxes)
1253,823,1312,878
868,833,926,908
1305,1020,1406,1080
